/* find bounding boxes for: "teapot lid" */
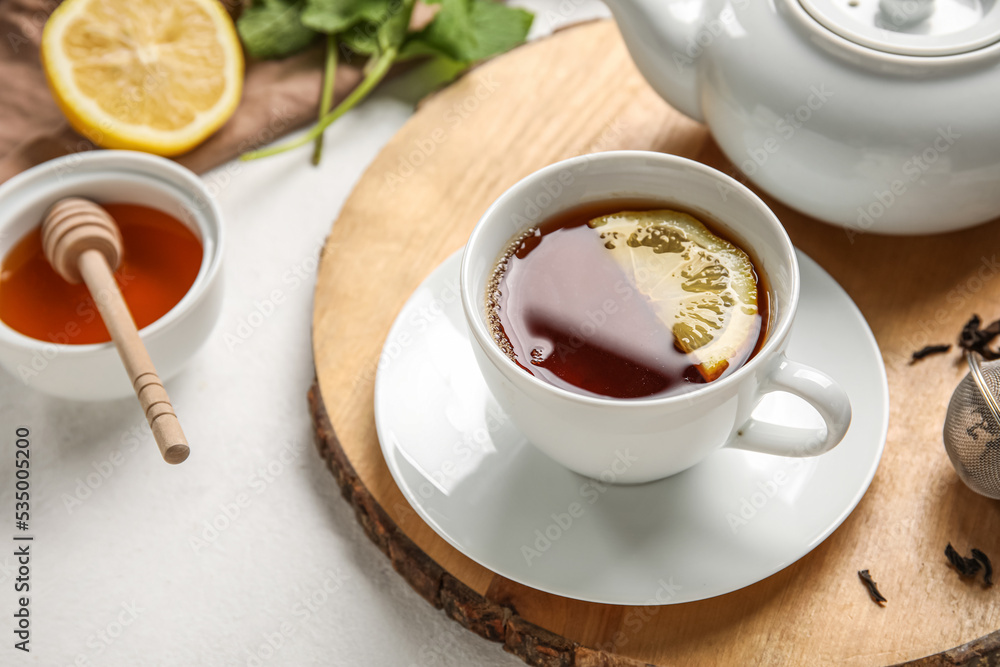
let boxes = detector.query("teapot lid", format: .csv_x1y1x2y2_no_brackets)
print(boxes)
798,0,1000,56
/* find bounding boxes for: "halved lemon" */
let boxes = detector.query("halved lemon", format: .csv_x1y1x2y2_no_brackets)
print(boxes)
589,210,761,381
41,0,244,156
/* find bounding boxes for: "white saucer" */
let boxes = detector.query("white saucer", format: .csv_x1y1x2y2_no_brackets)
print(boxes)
374,250,888,605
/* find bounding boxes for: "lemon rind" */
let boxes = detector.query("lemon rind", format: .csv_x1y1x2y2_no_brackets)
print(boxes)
41,0,244,156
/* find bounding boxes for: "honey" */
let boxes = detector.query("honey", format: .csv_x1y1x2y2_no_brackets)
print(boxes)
0,203,202,345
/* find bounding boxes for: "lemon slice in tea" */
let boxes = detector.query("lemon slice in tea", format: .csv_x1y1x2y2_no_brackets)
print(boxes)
588,210,761,381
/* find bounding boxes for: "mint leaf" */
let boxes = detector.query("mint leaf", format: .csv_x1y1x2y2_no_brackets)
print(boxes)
238,0,531,164
238,0,318,59
400,0,532,64
300,0,388,34
325,0,414,56
338,21,380,55
377,0,416,51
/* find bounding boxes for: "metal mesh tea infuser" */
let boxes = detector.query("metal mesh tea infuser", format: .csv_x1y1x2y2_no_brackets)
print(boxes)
943,352,1000,499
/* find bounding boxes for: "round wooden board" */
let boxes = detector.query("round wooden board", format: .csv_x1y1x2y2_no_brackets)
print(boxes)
311,20,1000,667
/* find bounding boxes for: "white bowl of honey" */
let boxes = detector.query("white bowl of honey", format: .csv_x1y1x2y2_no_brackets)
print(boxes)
0,151,224,400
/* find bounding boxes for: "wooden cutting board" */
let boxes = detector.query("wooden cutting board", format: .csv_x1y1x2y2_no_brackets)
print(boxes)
310,20,1000,666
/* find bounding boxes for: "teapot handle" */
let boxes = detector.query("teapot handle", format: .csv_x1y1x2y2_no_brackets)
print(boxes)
604,0,709,122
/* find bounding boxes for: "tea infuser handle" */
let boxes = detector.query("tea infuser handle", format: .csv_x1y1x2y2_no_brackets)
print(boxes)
41,198,190,465
728,356,852,457
965,350,1000,425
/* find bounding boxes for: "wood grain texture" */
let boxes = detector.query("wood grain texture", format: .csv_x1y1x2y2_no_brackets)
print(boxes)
311,20,1000,666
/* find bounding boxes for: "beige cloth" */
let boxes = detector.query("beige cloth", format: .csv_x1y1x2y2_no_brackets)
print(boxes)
0,0,364,182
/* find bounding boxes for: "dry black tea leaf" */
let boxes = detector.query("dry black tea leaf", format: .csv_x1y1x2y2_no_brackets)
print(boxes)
958,315,1000,360
910,344,951,363
858,569,886,606
972,548,993,587
946,543,990,583
946,543,972,575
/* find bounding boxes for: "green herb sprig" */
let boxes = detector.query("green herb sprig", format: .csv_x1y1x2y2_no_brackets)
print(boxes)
237,0,533,163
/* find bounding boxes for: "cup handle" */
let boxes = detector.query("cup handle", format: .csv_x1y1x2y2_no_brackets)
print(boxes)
727,355,852,457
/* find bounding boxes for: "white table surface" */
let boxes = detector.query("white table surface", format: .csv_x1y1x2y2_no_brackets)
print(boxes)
0,2,610,665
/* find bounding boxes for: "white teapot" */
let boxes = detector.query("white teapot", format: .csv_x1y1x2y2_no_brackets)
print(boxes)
603,0,1000,235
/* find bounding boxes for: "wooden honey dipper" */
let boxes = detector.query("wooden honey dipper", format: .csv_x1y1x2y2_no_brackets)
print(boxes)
42,198,190,464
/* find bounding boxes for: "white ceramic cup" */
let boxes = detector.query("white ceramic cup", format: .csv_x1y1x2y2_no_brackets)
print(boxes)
460,151,852,484
0,151,225,401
